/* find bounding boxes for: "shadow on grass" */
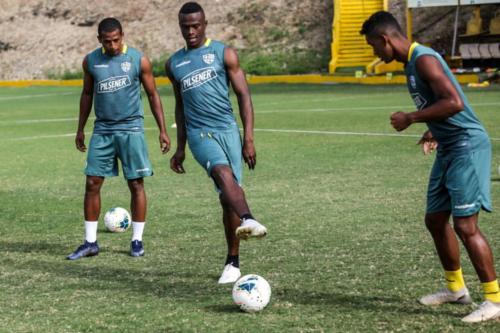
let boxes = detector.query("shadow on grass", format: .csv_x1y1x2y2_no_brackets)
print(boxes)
278,288,464,317
0,240,68,255
205,304,242,313
0,239,471,318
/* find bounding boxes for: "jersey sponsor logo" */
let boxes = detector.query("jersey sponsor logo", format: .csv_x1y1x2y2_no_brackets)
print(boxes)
411,93,427,111
181,67,217,92
121,61,131,72
97,75,131,94
202,53,215,64
94,64,109,68
175,60,191,68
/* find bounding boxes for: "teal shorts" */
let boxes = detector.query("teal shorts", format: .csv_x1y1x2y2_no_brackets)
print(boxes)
427,147,492,217
85,132,153,180
187,126,243,187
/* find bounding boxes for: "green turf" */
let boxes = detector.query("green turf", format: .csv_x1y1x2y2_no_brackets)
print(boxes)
1,83,500,332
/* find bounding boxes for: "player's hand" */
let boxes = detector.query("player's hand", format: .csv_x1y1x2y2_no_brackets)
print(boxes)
170,149,186,174
242,140,256,170
159,132,171,154
417,130,437,155
390,111,412,131
75,130,86,152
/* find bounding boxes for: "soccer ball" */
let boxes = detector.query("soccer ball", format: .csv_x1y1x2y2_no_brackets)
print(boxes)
232,274,271,313
104,207,131,232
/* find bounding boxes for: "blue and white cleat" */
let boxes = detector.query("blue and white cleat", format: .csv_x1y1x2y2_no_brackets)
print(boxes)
130,240,145,257
66,241,99,260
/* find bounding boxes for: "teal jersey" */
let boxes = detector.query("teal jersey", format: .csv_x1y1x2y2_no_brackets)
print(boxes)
168,39,237,131
405,43,489,151
86,45,144,134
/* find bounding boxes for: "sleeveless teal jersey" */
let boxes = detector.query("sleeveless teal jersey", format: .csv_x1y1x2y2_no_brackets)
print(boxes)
168,39,236,131
86,45,144,133
405,43,489,151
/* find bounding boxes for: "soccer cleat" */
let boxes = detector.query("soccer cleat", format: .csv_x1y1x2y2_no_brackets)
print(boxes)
419,287,472,306
218,264,241,284
130,240,145,257
235,218,267,240
462,300,500,323
66,241,99,260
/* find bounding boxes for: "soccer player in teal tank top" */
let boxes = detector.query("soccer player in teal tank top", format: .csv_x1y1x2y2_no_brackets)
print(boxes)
165,2,267,284
362,11,500,323
67,18,171,260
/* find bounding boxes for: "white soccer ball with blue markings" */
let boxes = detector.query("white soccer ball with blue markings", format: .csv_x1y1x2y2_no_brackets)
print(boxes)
232,274,271,312
104,207,131,233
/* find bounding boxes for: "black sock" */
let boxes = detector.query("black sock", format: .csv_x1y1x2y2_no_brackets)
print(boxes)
225,255,239,268
240,213,254,221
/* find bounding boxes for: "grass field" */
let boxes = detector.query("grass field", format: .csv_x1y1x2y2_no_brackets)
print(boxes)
1,83,500,332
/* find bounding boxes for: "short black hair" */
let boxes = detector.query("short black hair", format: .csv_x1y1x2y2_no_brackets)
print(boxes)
179,2,204,16
98,17,122,36
360,11,402,37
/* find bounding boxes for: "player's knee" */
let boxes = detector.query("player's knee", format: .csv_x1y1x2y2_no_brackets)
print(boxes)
211,165,233,187
127,178,144,194
85,176,103,193
453,221,478,239
424,212,451,232
424,216,440,231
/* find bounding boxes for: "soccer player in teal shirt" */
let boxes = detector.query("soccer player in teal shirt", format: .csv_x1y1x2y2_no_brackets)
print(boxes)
67,18,170,260
165,2,267,284
362,11,500,323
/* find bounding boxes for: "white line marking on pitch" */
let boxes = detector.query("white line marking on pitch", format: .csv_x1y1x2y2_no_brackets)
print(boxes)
253,128,421,138
5,127,500,142
2,101,499,125
0,92,77,101
256,102,500,114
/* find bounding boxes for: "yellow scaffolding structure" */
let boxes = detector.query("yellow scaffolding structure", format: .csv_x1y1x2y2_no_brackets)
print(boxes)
329,0,403,74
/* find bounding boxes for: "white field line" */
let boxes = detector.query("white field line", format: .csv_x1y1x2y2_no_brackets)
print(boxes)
254,128,420,138
254,94,378,107
256,102,500,114
8,133,76,141
2,101,499,125
0,92,76,101
5,127,500,142
4,117,79,124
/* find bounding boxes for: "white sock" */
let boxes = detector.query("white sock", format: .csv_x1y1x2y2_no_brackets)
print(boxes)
84,221,98,243
132,221,145,241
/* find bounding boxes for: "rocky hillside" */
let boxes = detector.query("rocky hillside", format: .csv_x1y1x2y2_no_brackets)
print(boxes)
0,0,496,80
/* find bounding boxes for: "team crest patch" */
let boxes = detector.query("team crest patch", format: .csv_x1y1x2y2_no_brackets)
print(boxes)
121,61,131,72
202,53,215,64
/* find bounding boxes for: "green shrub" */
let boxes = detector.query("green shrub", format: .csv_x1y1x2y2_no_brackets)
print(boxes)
238,48,330,75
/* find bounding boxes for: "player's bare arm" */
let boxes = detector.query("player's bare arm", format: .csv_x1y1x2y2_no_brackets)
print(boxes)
76,57,94,153
391,55,464,131
224,47,256,170
140,56,171,153
165,58,186,174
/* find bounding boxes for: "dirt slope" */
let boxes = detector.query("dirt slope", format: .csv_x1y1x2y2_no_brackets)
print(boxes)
0,0,495,79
